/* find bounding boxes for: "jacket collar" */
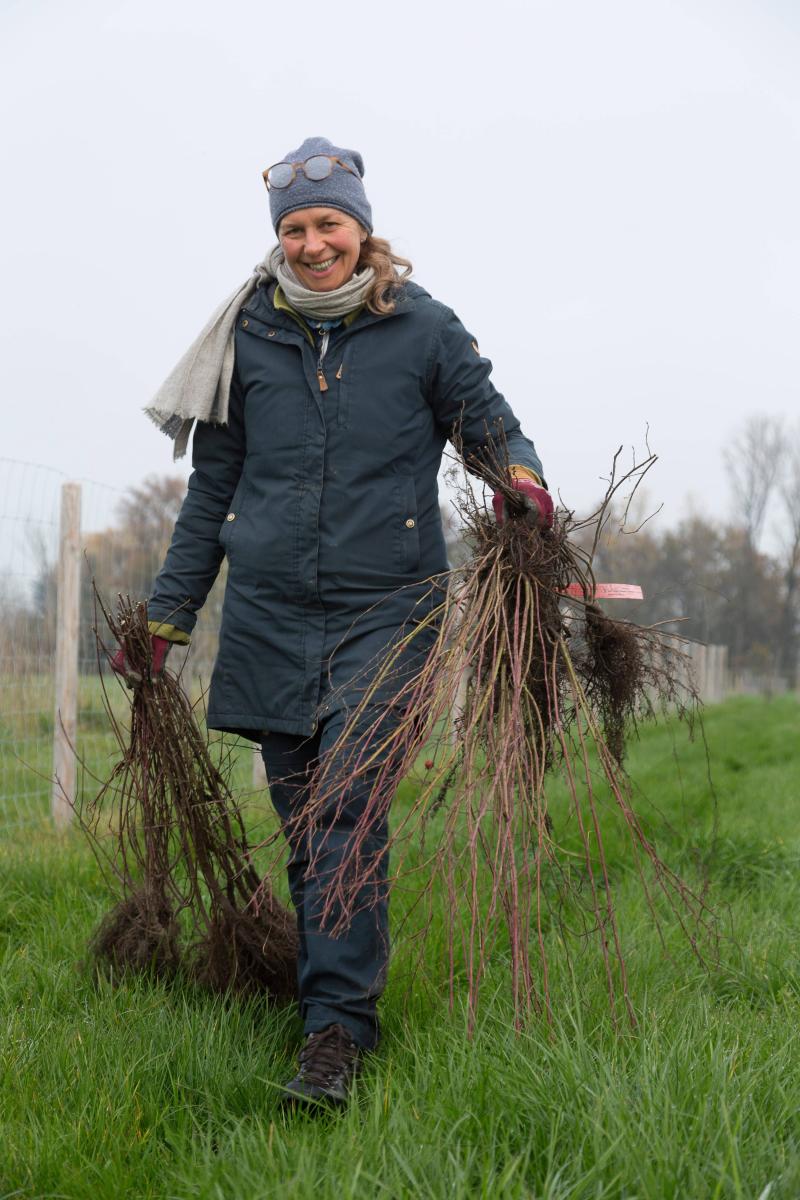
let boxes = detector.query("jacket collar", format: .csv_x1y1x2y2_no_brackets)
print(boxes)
242,280,421,340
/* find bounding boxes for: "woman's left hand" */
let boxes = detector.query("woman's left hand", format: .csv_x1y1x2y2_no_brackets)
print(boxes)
492,478,554,529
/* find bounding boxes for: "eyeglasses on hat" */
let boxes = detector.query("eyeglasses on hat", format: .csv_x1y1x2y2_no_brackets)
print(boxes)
262,154,357,191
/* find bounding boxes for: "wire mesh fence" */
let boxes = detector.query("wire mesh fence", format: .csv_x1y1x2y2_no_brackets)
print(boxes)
1,458,64,828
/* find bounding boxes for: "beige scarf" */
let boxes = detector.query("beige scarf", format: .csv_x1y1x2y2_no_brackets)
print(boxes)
145,247,374,459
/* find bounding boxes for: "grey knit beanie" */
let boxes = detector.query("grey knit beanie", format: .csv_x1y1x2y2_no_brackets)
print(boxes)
268,136,373,234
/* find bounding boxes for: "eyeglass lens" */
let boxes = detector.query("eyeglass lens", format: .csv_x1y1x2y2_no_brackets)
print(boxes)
303,155,334,181
267,162,295,189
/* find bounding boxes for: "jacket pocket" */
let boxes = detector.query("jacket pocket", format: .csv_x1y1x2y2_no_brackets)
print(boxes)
218,476,248,557
395,475,420,573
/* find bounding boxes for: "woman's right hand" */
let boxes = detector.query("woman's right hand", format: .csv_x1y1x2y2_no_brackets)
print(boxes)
109,635,172,687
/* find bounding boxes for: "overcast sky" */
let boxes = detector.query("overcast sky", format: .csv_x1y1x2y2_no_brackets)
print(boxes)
1,0,798,542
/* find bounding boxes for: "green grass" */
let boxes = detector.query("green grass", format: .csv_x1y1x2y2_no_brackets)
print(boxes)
1,695,799,1198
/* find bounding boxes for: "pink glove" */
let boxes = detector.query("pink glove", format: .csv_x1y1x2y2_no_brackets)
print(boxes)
492,478,554,529
109,635,172,686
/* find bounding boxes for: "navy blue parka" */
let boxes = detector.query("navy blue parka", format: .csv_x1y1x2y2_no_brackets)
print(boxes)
148,280,544,740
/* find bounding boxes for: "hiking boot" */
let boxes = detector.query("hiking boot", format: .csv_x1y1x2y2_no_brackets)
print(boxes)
281,1022,362,1107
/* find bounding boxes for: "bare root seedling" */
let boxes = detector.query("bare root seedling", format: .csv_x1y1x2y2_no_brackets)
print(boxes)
277,431,716,1029
76,591,297,1001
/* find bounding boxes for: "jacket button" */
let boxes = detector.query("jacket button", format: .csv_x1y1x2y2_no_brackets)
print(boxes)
268,331,277,338
405,518,416,529
241,319,249,328
226,513,236,521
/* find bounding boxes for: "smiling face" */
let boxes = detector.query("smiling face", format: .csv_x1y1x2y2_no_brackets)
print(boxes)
278,207,366,291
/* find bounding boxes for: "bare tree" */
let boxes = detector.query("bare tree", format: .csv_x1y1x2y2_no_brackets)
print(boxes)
115,474,186,550
723,415,785,549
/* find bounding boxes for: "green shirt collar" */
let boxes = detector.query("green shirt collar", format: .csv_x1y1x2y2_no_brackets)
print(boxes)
273,284,363,338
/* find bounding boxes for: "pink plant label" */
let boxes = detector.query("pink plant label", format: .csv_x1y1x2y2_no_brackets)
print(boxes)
561,583,644,600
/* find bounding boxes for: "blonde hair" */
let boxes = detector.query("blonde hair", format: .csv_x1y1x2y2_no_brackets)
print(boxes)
357,234,413,315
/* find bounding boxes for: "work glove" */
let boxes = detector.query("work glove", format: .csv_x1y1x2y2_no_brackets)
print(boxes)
492,476,554,529
109,634,172,687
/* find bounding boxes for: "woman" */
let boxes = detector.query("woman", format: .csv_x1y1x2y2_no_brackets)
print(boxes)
131,137,552,1106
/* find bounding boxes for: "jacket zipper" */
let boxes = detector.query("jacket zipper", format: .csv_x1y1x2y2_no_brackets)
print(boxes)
316,329,330,392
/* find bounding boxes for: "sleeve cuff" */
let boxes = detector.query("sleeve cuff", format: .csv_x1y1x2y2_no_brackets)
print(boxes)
509,464,543,486
147,620,191,645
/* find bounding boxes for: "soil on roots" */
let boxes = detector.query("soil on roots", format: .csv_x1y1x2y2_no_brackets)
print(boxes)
190,901,298,1001
89,885,181,980
583,603,646,763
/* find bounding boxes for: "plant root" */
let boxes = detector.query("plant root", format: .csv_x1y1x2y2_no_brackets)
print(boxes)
89,885,181,980
190,899,298,1001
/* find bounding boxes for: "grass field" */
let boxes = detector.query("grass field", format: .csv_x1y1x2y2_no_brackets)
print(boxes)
1,694,799,1199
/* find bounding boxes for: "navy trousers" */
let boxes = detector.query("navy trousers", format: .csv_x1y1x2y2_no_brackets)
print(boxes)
261,703,393,1050
260,616,437,1049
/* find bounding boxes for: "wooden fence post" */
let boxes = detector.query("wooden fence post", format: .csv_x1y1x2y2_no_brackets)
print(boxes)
52,482,81,829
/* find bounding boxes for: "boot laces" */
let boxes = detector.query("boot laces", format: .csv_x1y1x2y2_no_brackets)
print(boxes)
298,1023,359,1086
